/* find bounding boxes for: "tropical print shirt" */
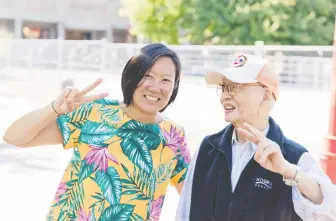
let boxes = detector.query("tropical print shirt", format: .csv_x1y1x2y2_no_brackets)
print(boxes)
46,99,190,221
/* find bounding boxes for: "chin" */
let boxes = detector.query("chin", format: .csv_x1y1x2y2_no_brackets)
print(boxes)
224,115,234,123
139,104,163,115
143,108,160,115
224,115,239,125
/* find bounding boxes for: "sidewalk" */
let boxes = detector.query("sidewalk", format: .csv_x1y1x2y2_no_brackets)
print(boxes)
0,143,71,221
0,143,180,221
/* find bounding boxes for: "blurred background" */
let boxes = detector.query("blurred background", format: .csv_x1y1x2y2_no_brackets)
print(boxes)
0,0,335,220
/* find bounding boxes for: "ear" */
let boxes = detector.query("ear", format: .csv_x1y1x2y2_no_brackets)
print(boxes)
263,87,271,102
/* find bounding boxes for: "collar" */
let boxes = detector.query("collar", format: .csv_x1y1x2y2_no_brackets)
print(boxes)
205,117,286,171
232,125,270,152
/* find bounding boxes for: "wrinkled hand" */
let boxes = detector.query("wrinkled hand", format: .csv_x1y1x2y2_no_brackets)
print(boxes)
237,123,289,175
53,78,109,115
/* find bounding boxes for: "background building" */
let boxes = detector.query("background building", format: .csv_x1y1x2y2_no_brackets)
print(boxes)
0,0,136,42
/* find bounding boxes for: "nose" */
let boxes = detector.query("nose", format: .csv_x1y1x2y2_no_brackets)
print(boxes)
148,80,161,93
220,89,232,100
220,90,232,105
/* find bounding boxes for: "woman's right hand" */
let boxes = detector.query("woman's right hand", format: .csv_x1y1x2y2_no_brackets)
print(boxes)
53,78,109,115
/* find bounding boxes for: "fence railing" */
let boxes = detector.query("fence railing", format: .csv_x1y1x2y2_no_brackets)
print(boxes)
0,39,334,90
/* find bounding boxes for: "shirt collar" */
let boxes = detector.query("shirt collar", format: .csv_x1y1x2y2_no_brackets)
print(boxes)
232,125,270,151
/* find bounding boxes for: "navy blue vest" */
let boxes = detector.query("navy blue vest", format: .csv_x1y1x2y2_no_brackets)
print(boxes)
190,118,308,221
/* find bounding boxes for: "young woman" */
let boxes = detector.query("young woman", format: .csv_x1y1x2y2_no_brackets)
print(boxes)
3,43,190,221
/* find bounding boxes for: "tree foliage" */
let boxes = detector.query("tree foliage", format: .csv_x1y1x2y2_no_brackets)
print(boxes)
121,0,336,45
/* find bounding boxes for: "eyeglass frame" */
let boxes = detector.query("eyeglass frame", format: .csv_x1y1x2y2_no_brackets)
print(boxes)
216,82,266,97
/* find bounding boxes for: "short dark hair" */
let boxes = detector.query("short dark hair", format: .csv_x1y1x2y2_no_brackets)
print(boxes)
121,43,181,112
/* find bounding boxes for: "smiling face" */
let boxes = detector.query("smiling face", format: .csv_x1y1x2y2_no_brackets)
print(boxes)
219,80,271,128
132,57,176,115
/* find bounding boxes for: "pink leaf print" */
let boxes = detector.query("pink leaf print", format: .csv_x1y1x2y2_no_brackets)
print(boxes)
163,126,184,154
149,196,164,221
76,207,92,221
84,145,118,172
180,136,191,164
163,126,190,164
54,182,67,203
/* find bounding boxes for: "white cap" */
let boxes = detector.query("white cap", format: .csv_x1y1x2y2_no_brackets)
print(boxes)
205,54,279,100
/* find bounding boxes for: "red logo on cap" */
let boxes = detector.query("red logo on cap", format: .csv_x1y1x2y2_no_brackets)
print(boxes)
230,55,247,67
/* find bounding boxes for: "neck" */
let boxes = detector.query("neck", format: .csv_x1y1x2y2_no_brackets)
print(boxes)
121,103,159,124
235,117,269,143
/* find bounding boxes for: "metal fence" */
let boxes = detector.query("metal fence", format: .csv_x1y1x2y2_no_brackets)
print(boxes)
0,39,334,90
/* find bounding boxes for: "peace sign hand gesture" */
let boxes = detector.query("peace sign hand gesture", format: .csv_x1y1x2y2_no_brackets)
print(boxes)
53,78,109,115
237,123,290,176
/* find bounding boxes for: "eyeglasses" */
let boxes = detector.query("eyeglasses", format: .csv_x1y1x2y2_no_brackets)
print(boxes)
216,83,263,96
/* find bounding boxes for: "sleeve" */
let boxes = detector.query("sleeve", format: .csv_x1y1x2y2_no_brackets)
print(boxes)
292,152,336,221
175,148,200,221
170,128,192,186
56,101,95,149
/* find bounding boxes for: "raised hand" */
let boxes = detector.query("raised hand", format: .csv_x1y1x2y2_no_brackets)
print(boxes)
237,123,287,175
53,78,109,115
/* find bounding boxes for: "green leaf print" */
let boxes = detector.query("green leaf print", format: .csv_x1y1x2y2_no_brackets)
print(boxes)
56,210,66,221
68,102,94,122
121,164,156,201
99,106,120,127
79,121,116,145
69,148,81,179
95,99,119,106
57,116,74,145
120,135,153,174
54,180,84,220
171,157,186,178
79,160,94,182
98,204,135,221
46,213,54,221
67,212,77,220
131,213,146,221
95,167,122,205
69,121,86,130
91,207,97,221
160,131,167,148
178,170,187,184
90,192,106,213
72,148,81,161
156,163,173,184
118,120,163,150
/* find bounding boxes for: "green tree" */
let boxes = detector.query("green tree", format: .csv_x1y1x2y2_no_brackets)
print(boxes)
121,0,336,45
120,0,184,44
180,0,335,45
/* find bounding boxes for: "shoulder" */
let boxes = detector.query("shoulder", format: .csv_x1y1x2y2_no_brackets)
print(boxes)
88,98,121,115
92,98,120,108
283,138,308,153
160,117,186,136
282,137,309,164
200,124,232,147
77,99,123,124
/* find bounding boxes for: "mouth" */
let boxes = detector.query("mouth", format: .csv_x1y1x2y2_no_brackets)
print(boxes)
144,95,160,102
223,104,236,112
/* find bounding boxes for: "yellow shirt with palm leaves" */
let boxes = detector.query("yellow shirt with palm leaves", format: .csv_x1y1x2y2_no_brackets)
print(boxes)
46,99,190,221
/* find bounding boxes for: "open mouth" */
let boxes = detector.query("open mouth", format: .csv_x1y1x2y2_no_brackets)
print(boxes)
144,95,160,102
224,104,236,111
